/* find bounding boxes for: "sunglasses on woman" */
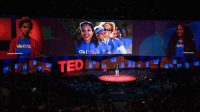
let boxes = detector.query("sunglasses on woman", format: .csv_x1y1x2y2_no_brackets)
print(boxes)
104,28,111,31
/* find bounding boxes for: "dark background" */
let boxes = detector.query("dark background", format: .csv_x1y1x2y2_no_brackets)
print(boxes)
0,1,200,20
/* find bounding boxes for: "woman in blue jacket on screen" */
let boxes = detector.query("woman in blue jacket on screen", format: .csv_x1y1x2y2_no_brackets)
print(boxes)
94,25,111,54
76,21,110,55
99,22,127,54
166,24,196,57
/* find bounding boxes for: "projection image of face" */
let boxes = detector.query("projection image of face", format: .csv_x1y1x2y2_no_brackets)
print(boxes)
176,24,184,37
81,24,94,43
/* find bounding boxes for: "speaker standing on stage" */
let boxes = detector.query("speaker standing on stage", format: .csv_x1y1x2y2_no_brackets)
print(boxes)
115,64,119,76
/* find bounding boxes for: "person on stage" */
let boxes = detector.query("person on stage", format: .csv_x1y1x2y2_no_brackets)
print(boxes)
115,64,119,76
102,64,107,74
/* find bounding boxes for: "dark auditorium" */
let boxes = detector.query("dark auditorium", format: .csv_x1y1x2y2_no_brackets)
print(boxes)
1,1,200,112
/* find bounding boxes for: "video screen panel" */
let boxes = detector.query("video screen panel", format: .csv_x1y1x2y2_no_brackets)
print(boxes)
132,20,198,57
0,16,200,59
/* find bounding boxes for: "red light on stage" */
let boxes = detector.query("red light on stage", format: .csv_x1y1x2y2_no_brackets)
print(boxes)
99,74,136,82
58,59,84,73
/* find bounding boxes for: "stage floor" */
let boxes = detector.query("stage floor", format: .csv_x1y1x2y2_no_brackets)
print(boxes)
98,74,136,82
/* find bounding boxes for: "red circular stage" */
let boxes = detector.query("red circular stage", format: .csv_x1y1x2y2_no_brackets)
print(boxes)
98,74,136,82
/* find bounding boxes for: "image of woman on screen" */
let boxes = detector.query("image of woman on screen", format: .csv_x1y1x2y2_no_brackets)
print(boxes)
118,27,132,54
76,21,111,55
166,24,196,57
9,17,40,58
94,25,111,54
99,22,127,54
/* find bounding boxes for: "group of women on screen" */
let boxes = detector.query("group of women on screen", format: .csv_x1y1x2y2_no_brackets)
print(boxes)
75,21,131,55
